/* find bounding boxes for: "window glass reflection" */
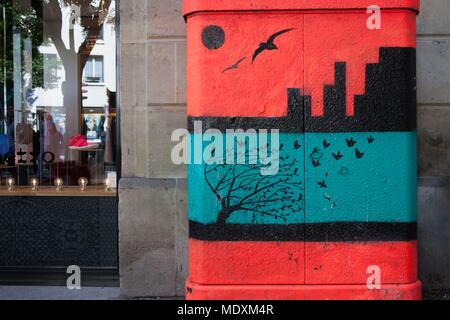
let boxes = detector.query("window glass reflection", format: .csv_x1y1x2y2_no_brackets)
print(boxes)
0,0,117,193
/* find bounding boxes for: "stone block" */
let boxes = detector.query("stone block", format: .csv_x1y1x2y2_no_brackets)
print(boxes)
119,110,137,178
120,0,148,42
418,106,450,176
148,43,177,104
418,178,450,298
176,42,187,104
147,106,187,178
119,178,184,297
417,0,450,35
417,39,450,104
120,108,150,178
175,179,188,296
148,0,185,37
120,44,148,109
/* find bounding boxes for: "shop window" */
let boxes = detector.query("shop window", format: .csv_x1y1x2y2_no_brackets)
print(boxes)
0,0,118,195
0,0,118,271
0,0,119,200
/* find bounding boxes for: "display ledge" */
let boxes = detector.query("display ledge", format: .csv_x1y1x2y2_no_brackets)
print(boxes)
0,186,117,197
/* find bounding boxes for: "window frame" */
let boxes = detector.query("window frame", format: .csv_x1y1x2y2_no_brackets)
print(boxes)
83,55,105,84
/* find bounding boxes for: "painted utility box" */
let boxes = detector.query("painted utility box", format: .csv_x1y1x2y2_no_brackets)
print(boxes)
183,0,421,300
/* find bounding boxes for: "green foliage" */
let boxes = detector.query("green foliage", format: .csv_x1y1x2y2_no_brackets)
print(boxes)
0,1,45,88
1,0,113,91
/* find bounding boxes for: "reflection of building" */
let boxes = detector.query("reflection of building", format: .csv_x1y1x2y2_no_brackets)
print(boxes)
35,10,116,110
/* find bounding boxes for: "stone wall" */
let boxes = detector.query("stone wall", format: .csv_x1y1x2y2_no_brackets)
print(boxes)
417,0,450,298
118,0,450,298
119,0,187,297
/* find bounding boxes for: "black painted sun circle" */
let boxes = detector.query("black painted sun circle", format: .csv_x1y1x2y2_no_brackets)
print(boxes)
201,25,225,50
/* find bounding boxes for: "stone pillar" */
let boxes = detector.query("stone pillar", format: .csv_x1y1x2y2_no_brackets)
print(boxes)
118,0,187,298
417,0,450,299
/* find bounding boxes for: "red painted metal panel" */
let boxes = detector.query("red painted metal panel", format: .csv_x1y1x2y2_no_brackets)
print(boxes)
189,240,306,285
305,241,417,284
184,0,420,299
189,240,417,285
183,0,420,18
186,280,422,300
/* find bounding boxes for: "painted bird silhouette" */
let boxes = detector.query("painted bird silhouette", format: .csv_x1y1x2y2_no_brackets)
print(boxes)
252,28,294,63
355,148,365,159
332,151,343,160
346,138,357,147
222,57,246,73
318,180,327,188
323,139,331,148
312,160,321,168
367,136,375,144
294,140,301,150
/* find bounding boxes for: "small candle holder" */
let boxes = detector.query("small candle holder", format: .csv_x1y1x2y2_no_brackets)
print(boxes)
6,177,15,192
54,177,64,192
104,178,112,192
30,178,39,191
78,177,88,192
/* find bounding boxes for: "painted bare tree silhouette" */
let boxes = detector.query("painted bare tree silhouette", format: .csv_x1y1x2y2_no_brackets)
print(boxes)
204,146,303,224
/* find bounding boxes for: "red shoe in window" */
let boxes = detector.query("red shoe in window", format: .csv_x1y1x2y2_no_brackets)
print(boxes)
69,134,99,150
69,134,86,147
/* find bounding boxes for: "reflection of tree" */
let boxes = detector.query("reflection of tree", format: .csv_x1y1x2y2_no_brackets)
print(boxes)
43,0,114,139
0,0,115,89
46,0,113,68
0,0,115,136
204,147,303,224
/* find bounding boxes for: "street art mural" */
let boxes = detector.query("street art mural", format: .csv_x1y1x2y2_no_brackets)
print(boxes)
184,0,421,300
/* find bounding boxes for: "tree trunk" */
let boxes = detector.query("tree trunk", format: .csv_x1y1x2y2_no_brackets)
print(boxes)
217,208,233,224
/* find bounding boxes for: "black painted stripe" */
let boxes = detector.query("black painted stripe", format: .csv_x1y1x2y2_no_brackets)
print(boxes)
189,220,417,242
188,88,305,133
188,47,416,133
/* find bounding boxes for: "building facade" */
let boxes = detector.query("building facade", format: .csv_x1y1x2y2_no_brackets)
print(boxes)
0,0,449,299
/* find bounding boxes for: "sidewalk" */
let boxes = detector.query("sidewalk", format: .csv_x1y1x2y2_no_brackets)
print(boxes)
0,286,121,300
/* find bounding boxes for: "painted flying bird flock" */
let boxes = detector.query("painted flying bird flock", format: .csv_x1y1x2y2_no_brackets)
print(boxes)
308,136,376,189
276,136,374,192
